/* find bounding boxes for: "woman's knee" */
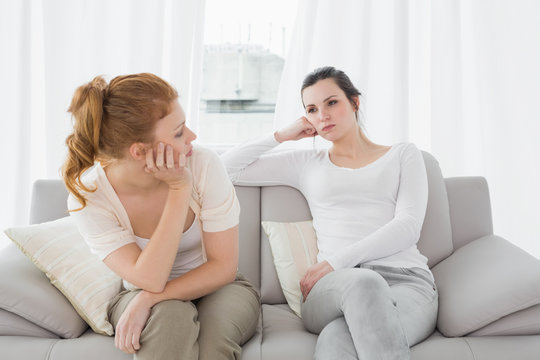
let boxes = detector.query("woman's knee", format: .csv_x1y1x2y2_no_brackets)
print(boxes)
143,299,199,335
336,268,390,300
135,300,200,360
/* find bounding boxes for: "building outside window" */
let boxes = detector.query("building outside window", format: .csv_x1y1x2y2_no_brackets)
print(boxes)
199,0,298,145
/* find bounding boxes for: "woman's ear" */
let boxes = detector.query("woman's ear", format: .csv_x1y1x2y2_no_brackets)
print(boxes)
129,142,147,160
352,96,360,111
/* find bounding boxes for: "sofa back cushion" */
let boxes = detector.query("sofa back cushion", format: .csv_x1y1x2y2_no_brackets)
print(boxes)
235,186,262,290
418,151,454,267
30,179,70,225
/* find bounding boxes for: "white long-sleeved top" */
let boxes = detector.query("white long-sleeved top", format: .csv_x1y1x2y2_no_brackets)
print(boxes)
221,135,430,273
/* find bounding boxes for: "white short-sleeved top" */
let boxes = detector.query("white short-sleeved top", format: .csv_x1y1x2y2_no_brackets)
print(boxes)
68,145,240,273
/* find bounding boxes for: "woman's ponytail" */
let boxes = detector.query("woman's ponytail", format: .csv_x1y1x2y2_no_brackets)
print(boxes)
62,76,107,210
62,73,178,211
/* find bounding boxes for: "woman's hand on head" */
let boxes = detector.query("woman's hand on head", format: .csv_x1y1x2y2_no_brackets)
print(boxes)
144,142,192,190
274,116,317,143
114,291,154,354
300,260,334,301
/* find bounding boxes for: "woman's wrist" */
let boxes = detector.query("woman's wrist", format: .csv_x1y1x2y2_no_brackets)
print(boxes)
167,183,192,195
138,289,159,308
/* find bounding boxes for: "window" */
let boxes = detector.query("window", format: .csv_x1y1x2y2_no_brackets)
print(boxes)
199,0,298,145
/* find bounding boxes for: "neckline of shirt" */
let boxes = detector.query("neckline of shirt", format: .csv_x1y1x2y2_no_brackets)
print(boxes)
324,143,401,171
134,215,199,242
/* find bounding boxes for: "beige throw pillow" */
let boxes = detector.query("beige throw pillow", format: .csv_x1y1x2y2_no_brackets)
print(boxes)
261,220,318,317
4,216,122,335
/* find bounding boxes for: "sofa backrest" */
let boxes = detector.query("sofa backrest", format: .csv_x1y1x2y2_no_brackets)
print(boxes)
29,151,491,306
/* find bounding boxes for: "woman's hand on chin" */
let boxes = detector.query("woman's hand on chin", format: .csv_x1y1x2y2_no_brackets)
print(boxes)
274,116,317,143
300,260,334,301
144,142,192,191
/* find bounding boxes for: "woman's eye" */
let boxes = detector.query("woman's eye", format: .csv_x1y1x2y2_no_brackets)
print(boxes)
307,108,316,113
175,132,183,138
329,100,337,105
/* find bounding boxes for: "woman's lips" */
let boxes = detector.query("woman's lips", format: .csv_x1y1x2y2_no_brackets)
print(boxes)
322,124,335,132
186,147,193,157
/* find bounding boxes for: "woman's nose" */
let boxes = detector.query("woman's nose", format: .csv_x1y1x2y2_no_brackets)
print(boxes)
186,127,197,143
319,111,330,122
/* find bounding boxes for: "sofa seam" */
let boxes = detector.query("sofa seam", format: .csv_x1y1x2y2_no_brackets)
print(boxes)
45,338,61,360
462,337,477,360
259,305,263,360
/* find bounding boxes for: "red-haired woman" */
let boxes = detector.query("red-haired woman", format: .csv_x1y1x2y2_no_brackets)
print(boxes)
63,73,259,360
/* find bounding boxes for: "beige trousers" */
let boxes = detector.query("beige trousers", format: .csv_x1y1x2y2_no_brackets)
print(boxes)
108,274,260,360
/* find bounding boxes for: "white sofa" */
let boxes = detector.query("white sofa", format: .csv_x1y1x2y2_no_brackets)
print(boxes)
2,151,540,359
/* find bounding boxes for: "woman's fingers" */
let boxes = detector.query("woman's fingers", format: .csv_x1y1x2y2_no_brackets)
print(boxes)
114,328,119,349
179,153,186,167
145,147,155,172
132,330,141,351
166,145,175,169
146,143,177,172
127,329,137,353
155,142,165,169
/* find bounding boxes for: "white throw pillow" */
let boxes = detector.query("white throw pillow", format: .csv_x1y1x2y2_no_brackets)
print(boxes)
4,216,122,335
261,220,318,317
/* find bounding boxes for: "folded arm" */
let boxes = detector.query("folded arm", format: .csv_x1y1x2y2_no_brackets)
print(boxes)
140,226,239,306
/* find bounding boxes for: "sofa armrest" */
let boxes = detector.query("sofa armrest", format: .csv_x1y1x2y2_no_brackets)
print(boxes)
445,177,493,250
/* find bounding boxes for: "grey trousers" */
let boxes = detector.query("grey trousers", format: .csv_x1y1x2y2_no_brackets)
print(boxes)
108,273,260,360
301,265,438,360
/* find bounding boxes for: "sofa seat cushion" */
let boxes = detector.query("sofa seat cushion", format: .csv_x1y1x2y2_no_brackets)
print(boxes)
0,242,88,338
261,304,316,360
0,336,59,360
47,329,130,360
410,332,476,360
432,235,540,337
410,331,540,360
469,302,540,336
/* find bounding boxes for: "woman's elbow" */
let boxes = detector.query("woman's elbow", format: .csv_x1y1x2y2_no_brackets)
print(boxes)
132,276,167,293
225,266,237,283
217,260,237,284
143,283,166,294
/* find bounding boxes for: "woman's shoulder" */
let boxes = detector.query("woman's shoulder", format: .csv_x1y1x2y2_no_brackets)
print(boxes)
187,145,231,190
388,142,427,170
67,163,113,211
188,145,221,170
390,142,422,156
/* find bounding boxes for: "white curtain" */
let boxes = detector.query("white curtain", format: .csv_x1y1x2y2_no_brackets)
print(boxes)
275,0,540,258
0,0,206,246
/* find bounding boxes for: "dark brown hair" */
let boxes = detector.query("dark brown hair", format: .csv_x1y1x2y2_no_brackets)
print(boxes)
301,66,362,120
